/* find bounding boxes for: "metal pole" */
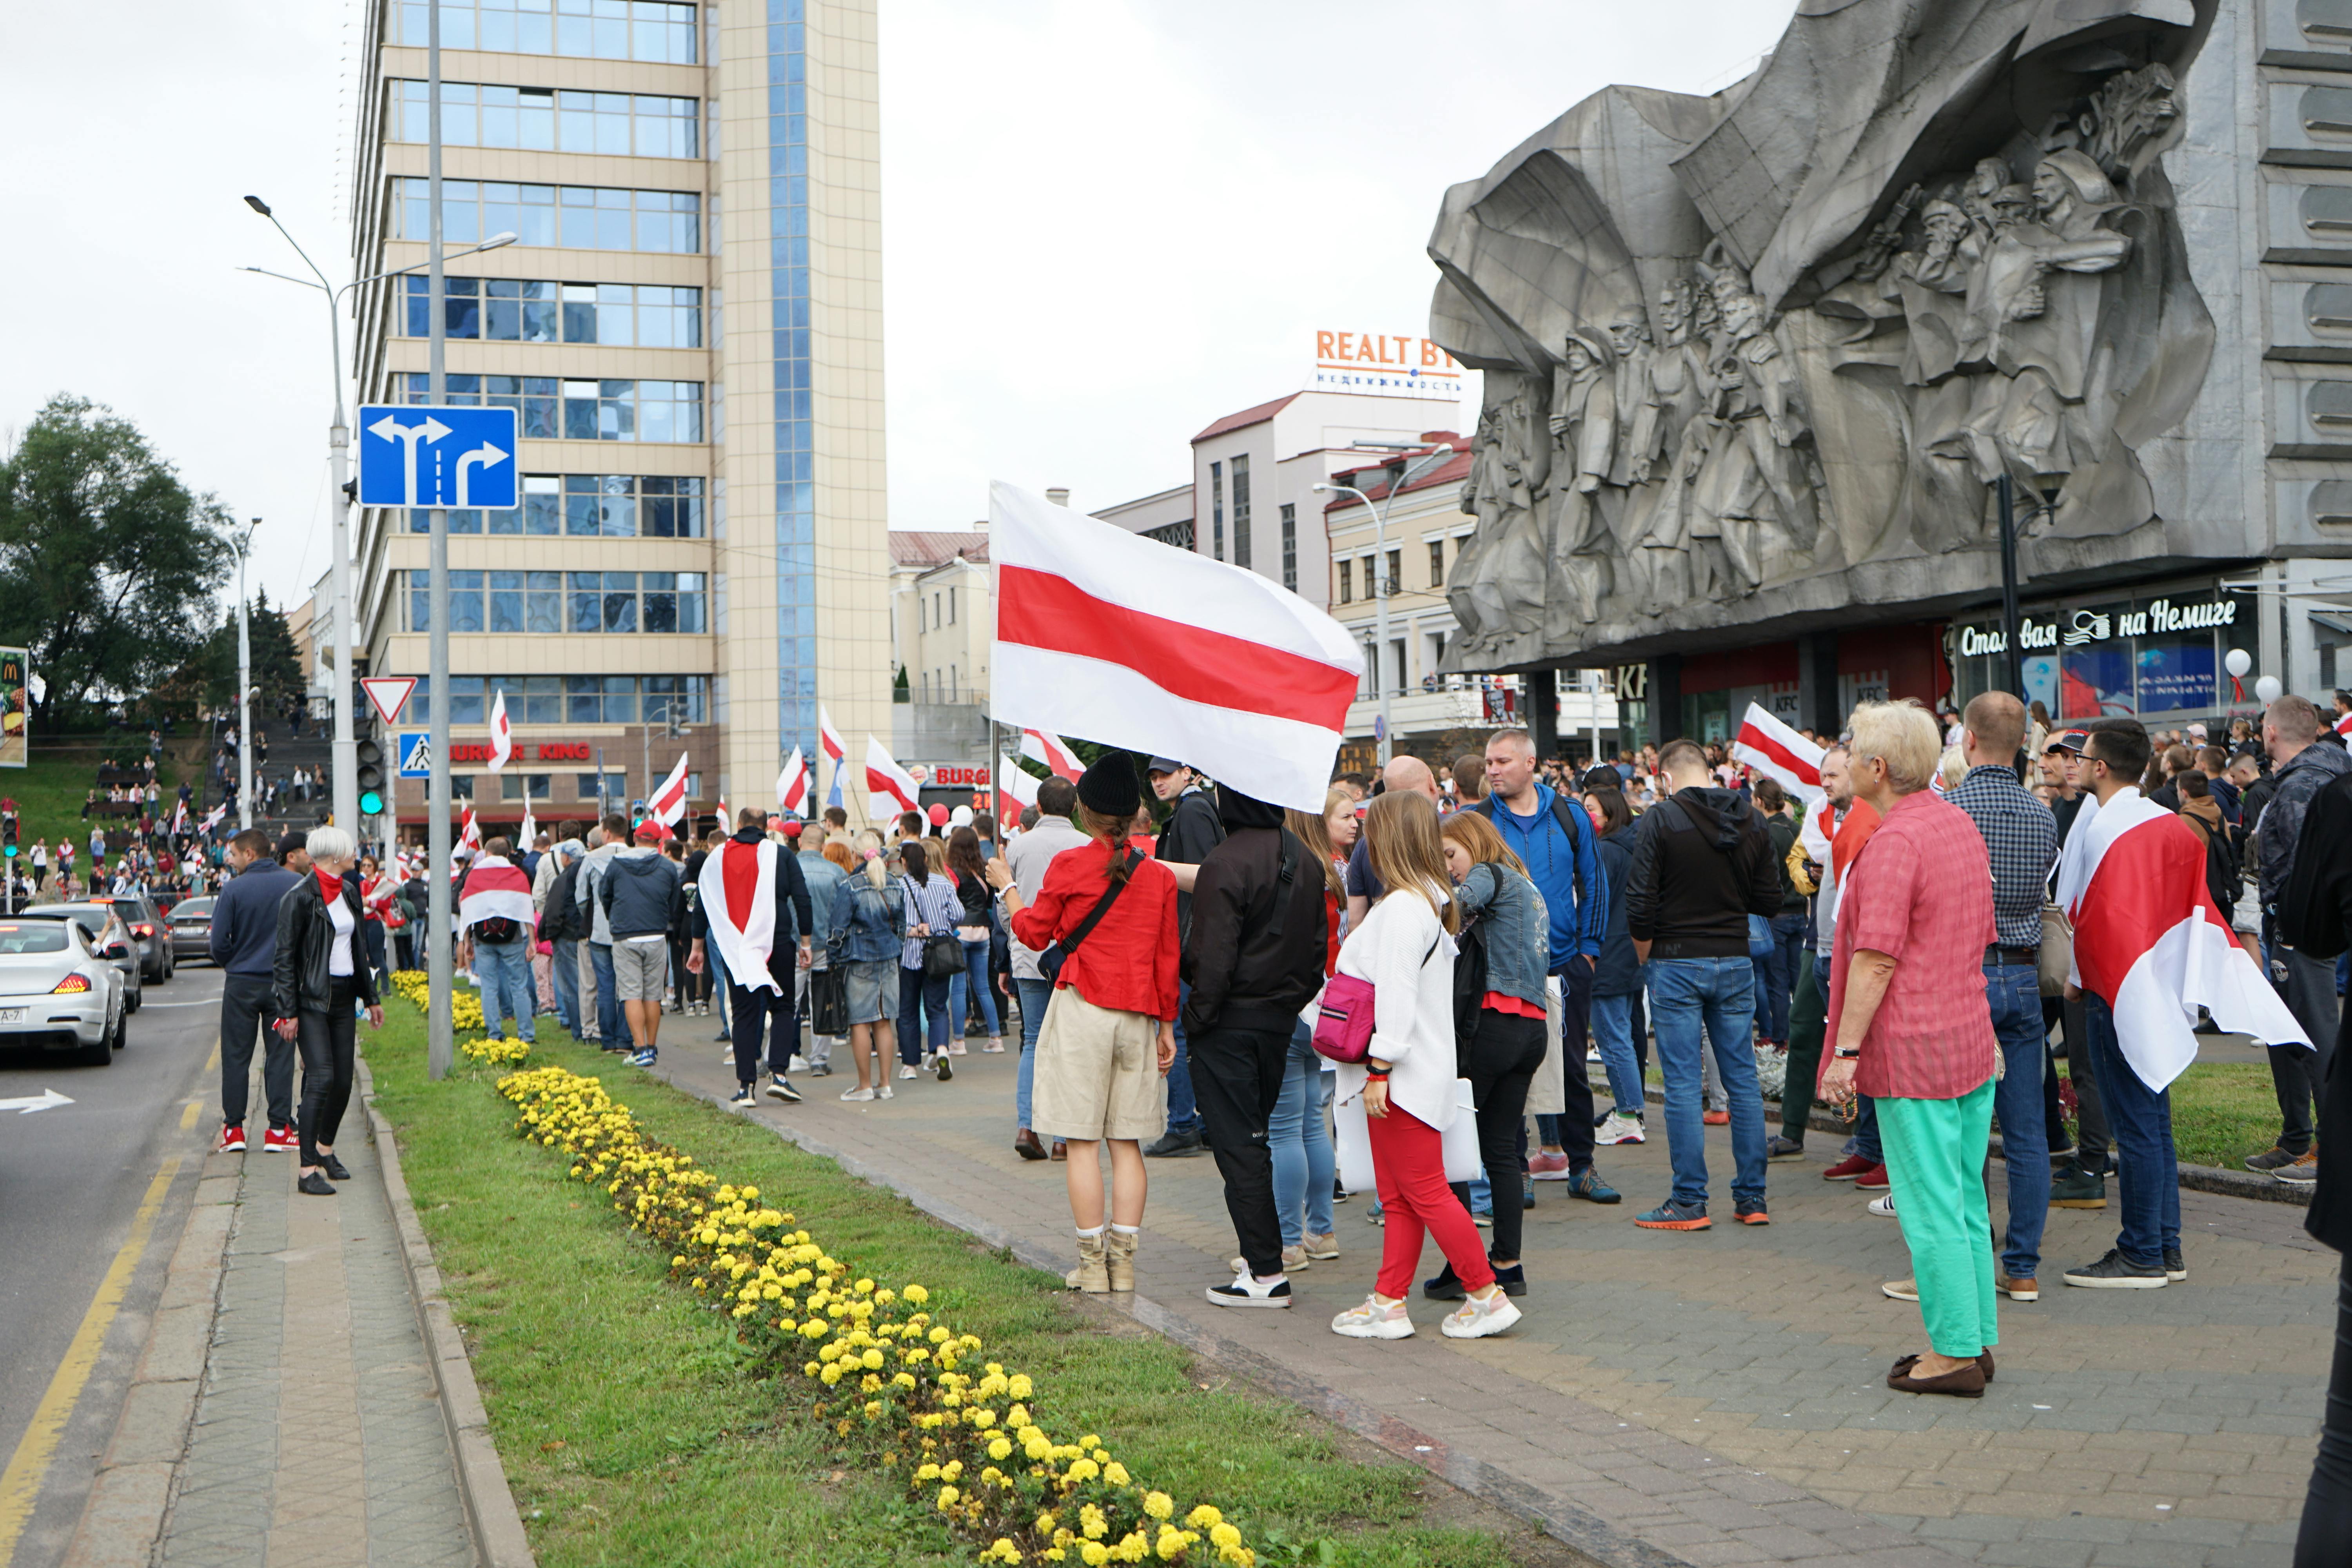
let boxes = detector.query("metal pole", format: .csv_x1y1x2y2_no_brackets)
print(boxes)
1996,474,2025,699
425,0,454,1080
595,744,607,821
328,299,357,837
237,537,253,832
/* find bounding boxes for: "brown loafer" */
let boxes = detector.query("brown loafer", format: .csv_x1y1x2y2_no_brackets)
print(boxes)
1049,1140,1067,1161
1887,1355,1987,1398
1014,1129,1048,1162
1891,1351,1996,1383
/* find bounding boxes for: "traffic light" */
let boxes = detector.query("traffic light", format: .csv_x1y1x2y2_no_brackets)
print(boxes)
356,739,385,817
1,816,15,858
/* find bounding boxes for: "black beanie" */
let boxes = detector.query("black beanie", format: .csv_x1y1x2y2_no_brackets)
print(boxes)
1076,752,1141,819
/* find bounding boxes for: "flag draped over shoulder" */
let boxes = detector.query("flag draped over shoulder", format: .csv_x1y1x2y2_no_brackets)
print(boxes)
2056,788,2309,1092
989,480,1363,812
697,837,780,993
457,854,534,936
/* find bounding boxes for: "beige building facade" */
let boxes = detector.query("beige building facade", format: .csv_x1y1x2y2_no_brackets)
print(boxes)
350,0,889,832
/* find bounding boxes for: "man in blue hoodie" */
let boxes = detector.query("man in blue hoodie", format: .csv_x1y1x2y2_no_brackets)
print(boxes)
210,828,303,1154
1472,729,1618,1204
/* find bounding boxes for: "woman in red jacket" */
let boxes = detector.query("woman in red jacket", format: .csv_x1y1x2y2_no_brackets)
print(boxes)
986,753,1178,1295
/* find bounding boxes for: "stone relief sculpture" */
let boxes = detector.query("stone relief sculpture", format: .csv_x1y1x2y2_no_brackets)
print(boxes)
1433,0,2217,668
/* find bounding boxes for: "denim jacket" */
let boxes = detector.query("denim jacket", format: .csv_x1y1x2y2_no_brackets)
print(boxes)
827,875,906,965
1454,860,1549,1009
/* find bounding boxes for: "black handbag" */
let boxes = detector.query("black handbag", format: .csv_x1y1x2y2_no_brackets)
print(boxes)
1039,851,1142,982
809,965,848,1036
905,877,964,978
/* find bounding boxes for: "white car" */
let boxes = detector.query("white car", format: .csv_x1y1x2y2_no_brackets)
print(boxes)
0,918,127,1067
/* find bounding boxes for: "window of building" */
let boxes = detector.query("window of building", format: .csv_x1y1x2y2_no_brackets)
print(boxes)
1337,559,1352,604
1428,539,1446,587
499,773,552,802
401,277,701,347
576,771,630,802
450,774,475,800
416,474,703,537
396,374,702,444
393,82,699,158
1231,453,1252,569
947,586,956,624
395,178,701,254
489,571,562,634
1210,461,1225,561
394,0,699,63
1280,503,1296,592
410,675,708,726
1386,550,1402,595
407,571,701,633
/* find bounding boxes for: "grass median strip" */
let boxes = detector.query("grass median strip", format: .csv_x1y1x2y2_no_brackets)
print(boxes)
366,1000,1535,1568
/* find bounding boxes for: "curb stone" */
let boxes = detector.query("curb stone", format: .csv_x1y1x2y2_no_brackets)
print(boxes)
359,1054,539,1568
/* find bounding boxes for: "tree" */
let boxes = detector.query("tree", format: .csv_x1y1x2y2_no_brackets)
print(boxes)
0,396,233,726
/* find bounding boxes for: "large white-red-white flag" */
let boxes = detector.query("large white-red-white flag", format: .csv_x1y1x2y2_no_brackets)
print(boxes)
865,736,920,819
989,481,1363,811
647,752,691,829
487,688,514,774
1020,729,1082,781
2055,787,2308,1091
1732,703,1824,801
777,748,809,817
456,852,534,936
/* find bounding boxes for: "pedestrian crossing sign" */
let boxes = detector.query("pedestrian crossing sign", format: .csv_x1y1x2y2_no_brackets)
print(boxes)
397,732,432,779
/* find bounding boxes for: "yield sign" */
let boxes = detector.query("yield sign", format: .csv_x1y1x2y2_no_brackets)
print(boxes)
361,676,418,726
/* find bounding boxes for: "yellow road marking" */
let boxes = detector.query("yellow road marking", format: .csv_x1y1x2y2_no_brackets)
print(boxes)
179,1100,201,1131
205,1036,220,1073
0,1155,183,1558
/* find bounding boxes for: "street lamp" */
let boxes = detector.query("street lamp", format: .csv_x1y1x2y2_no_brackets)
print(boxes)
237,200,516,842
1314,442,1456,765
229,521,260,831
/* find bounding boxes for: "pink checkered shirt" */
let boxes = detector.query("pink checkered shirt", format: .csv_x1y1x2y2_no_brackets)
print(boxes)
1824,790,1998,1101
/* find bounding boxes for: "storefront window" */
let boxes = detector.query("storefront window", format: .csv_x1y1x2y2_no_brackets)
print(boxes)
1949,582,2245,722
2135,636,2216,713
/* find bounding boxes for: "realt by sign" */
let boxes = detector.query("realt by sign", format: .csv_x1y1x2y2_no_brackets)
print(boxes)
356,405,519,509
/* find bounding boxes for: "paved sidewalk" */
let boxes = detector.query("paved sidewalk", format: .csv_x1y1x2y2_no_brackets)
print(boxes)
640,1029,2332,1568
68,1063,482,1568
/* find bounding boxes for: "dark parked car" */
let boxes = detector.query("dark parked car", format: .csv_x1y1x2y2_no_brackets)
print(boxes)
168,897,216,965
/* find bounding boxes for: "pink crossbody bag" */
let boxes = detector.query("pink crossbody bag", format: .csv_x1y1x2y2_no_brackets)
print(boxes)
1311,933,1438,1065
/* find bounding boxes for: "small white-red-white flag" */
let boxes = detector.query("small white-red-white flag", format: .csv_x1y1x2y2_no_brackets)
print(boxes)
819,708,848,809
865,736,921,819
1020,729,1083,781
647,752,692,828
998,753,1040,817
450,804,481,877
1731,703,1824,801
777,748,809,817
990,480,1363,811
487,688,514,774
2056,787,2308,1091
2335,710,2352,738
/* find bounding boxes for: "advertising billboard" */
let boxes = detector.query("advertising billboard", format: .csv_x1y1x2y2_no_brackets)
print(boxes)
0,648,25,767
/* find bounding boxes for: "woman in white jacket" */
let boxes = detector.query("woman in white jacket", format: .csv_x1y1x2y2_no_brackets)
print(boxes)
1330,791,1523,1342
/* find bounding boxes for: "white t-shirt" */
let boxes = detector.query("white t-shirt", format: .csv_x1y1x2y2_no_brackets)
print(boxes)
326,890,356,977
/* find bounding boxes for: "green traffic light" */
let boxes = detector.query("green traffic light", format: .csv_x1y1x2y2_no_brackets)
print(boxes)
359,790,385,816
2,844,16,858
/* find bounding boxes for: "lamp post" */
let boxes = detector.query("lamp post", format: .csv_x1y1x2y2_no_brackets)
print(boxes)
232,520,260,831
1314,442,1455,766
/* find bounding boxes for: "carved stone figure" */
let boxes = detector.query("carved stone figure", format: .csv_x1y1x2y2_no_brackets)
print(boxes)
1426,0,2217,668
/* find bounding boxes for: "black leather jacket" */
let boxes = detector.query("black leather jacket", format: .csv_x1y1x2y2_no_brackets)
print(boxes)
273,874,382,1017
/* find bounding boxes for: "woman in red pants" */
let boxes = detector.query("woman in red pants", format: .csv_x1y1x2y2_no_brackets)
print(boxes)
1329,791,1522,1341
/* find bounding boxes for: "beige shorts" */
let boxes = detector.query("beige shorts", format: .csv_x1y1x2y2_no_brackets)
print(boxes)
1029,987,1165,1143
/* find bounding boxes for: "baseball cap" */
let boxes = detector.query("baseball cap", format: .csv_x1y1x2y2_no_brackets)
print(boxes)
780,818,804,838
2047,729,2091,755
1145,757,1186,776
633,819,666,842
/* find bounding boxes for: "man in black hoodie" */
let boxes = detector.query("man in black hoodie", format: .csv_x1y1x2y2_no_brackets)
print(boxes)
1183,785,1328,1309
1623,739,1783,1230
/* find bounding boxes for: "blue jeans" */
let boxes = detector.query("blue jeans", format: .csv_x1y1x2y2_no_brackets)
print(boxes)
1646,956,1767,1209
474,938,535,1042
1014,976,1053,1130
899,964,949,1062
1165,980,1200,1134
588,943,620,1045
1591,990,1643,1116
1757,913,1806,1043
1987,962,2050,1280
2082,993,2178,1269
1268,1021,1336,1244
551,936,581,1034
949,938,1000,1040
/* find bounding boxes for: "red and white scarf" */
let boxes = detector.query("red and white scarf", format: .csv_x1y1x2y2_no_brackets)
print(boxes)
697,837,780,993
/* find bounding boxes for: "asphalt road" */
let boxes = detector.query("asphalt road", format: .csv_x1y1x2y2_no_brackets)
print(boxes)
0,961,221,1568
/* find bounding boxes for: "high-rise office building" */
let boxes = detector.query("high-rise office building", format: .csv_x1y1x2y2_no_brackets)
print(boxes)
351,0,887,831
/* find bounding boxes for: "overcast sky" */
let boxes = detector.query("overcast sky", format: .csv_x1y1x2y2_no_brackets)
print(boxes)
0,0,1797,611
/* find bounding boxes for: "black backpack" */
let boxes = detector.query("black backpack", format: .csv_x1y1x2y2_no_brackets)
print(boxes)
542,855,584,942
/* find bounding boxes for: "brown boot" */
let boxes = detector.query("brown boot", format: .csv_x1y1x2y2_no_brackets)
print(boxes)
1105,1229,1137,1292
1014,1128,1047,1161
1066,1232,1110,1293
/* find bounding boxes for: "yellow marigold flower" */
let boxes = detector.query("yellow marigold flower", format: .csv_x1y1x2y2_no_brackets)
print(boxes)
1103,1462,1129,1486
1009,1374,1034,1400
936,1486,960,1510
1044,1552,1065,1563
980,1466,1003,1485
892,1373,916,1390
941,1460,963,1481
930,1327,952,1344
861,1348,884,1370
819,1364,843,1385
1156,1528,1188,1562
1036,1512,1057,1535
916,1464,941,1481
988,1437,1013,1461
1066,1458,1099,1483
1080,1435,1102,1450
1186,1505,1223,1530
1216,1548,1252,1568
1209,1523,1241,1549
903,1285,929,1305
1080,1545,1110,1568
803,1361,820,1377
1143,1492,1174,1521
855,1277,874,1294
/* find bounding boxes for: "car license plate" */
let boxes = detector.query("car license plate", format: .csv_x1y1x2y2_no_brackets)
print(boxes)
0,1008,24,1023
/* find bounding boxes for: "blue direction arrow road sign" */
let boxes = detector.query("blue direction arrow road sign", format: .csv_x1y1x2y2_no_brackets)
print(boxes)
396,732,432,779
356,405,520,509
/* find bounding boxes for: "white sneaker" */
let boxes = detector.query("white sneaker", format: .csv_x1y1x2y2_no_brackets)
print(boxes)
839,1086,876,1102
1330,1296,1414,1339
1597,1112,1646,1146
1867,1194,1897,1218
897,1064,918,1080
1585,1045,1602,1063
877,1084,895,1100
1205,1270,1293,1309
789,1055,810,1073
1441,1290,1523,1339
